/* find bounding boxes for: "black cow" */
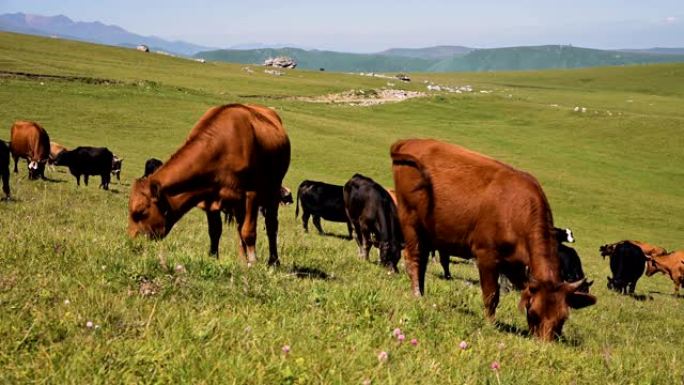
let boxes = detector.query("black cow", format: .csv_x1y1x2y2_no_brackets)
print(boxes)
554,227,592,292
0,140,10,198
343,174,403,272
296,180,352,237
601,241,647,294
143,158,163,177
54,146,113,190
111,155,123,181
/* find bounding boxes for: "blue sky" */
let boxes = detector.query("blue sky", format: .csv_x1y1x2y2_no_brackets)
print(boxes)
2,0,683,51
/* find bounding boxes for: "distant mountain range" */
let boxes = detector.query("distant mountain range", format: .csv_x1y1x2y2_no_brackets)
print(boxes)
2,12,684,73
0,12,213,55
197,45,684,73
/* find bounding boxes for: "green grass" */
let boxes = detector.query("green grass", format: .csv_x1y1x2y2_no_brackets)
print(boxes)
1,32,684,384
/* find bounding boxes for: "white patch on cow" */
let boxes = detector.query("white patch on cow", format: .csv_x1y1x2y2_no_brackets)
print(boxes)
28,161,38,170
565,228,575,243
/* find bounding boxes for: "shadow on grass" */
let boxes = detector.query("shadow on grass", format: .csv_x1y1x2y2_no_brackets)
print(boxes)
494,321,529,338
107,188,121,194
40,177,65,183
320,232,353,241
288,264,332,280
629,293,653,301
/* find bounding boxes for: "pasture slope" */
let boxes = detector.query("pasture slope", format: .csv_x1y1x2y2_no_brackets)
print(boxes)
1,31,683,384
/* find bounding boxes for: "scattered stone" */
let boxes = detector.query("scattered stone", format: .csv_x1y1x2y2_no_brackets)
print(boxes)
136,44,149,53
263,56,296,69
264,69,285,76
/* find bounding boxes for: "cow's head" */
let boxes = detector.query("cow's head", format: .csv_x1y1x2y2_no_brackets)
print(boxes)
112,155,123,174
519,278,596,341
379,242,402,273
599,244,616,259
645,256,665,277
128,178,172,239
27,160,45,180
279,186,293,205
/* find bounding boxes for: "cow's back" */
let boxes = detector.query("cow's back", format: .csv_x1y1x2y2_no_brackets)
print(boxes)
9,121,50,161
391,139,553,255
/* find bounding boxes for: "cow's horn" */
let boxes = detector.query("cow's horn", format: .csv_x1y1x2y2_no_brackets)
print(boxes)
565,278,587,292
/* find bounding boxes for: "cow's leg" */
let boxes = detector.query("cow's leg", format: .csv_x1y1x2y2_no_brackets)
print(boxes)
361,227,372,260
346,221,353,239
628,281,636,294
75,174,80,186
234,204,247,260
240,191,259,266
301,210,310,232
351,220,364,258
13,156,18,173
439,250,452,279
263,200,280,266
101,173,110,190
474,250,500,321
206,210,222,257
83,174,89,186
312,216,324,234
1,170,9,198
402,224,428,297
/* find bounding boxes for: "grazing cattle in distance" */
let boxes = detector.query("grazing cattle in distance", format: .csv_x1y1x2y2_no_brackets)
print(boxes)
128,104,290,266
54,146,114,190
601,241,648,294
296,180,352,238
9,120,50,180
143,158,164,177
344,174,403,272
0,140,10,198
111,155,123,181
391,138,595,341
279,186,293,205
645,251,684,295
554,227,592,292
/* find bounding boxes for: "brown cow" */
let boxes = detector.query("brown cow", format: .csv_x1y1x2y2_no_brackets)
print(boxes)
48,142,68,172
390,139,595,341
128,104,291,266
645,251,684,295
9,121,50,180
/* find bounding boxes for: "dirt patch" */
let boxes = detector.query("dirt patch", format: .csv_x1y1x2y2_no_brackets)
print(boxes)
297,88,426,106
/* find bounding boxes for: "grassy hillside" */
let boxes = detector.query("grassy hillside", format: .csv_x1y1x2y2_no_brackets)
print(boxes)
197,47,434,72
1,31,684,384
198,44,684,73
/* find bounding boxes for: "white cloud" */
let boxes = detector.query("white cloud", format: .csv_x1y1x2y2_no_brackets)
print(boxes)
664,16,678,24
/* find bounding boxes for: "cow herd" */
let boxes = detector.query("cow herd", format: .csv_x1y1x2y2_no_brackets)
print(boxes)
1,120,123,193
3,103,683,341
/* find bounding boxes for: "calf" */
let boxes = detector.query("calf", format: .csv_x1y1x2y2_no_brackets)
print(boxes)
343,174,403,272
296,180,352,237
0,140,10,198
48,142,68,171
645,251,684,295
9,120,50,180
111,154,123,181
554,227,592,292
143,158,164,177
54,146,114,190
601,241,647,294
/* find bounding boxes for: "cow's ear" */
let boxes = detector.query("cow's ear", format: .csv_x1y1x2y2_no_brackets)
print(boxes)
149,180,162,200
567,292,596,309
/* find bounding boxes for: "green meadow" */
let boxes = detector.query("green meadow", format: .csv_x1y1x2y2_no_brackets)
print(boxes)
1,32,683,384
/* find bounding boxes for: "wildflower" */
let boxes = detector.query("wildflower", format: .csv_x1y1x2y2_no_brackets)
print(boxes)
86,321,94,328
397,334,405,342
410,338,418,346
459,340,468,350
392,328,401,338
362,379,372,385
491,361,500,371
282,345,291,354
377,351,388,363
64,299,70,305
175,264,186,273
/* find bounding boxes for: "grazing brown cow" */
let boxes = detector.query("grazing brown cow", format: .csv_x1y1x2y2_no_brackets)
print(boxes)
48,142,68,172
390,139,595,341
645,251,684,295
9,121,50,180
128,104,291,265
